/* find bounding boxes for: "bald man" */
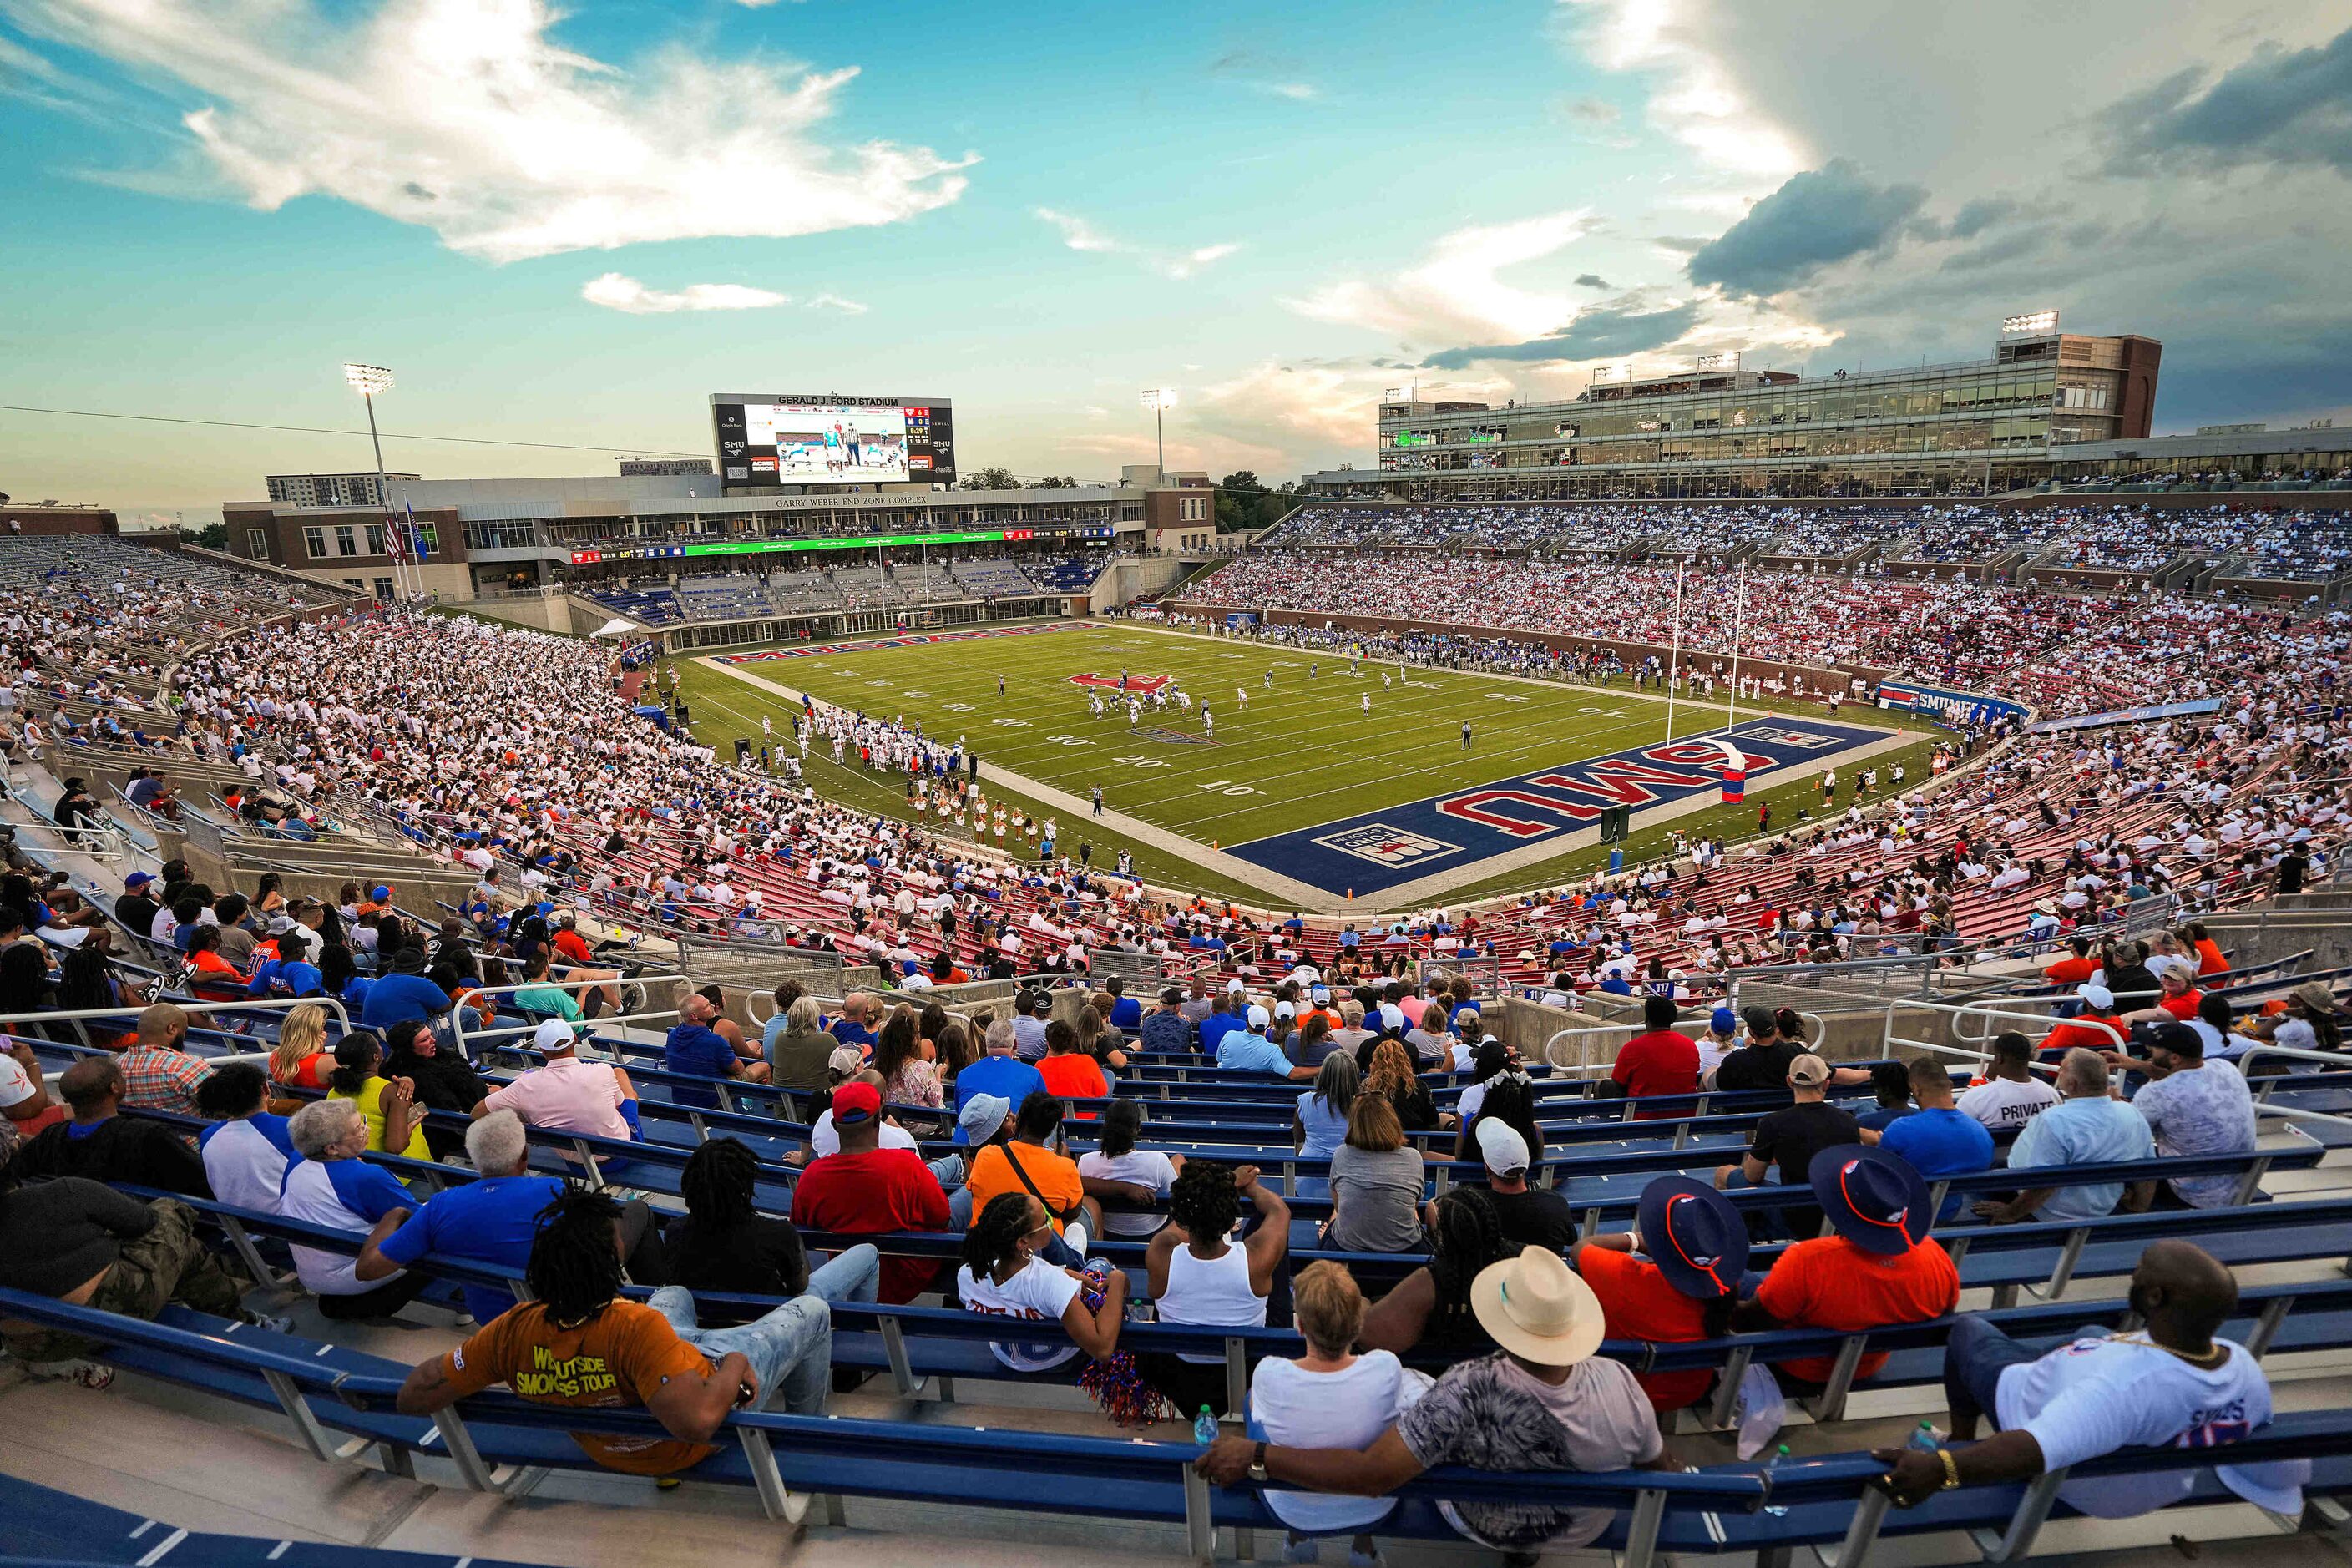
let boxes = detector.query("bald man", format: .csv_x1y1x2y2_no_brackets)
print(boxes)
1877,1241,2293,1516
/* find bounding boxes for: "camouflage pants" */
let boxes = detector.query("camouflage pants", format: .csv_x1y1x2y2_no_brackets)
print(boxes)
7,1198,248,1366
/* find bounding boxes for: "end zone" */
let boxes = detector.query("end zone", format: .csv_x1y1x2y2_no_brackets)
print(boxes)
1225,716,1902,899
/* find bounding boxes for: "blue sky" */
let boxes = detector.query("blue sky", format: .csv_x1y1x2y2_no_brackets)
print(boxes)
4,0,2351,518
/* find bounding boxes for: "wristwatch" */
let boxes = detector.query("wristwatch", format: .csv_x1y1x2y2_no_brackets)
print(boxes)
1248,1441,1269,1483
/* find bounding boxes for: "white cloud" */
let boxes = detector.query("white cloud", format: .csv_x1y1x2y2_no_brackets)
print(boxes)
1034,206,1242,279
806,291,867,314
581,273,790,313
6,0,974,262
1285,210,1596,343
1556,0,1807,181
1261,81,1317,100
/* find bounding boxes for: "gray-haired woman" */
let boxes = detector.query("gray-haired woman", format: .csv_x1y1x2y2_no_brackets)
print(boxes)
767,994,842,1097
276,1099,432,1320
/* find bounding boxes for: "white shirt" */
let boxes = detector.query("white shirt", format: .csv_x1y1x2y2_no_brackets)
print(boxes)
1997,1334,2299,1518
957,1255,1084,1370
1956,1075,2060,1130
1075,1149,1178,1236
808,1110,918,1158
200,1117,296,1214
1250,1353,1409,1531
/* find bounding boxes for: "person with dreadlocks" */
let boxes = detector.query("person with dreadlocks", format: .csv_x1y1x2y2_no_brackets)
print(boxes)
665,1136,881,1326
1353,1186,1515,1357
397,1186,833,1483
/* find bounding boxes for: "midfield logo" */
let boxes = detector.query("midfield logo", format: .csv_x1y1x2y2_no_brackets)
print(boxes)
1313,824,1462,867
1069,672,1171,695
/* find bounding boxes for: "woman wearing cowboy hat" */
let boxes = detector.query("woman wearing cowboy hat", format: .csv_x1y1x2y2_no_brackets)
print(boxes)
1196,1245,1672,1562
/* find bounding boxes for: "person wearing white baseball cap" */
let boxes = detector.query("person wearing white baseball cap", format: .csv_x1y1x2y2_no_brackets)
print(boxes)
1196,1244,1663,1555
1218,1003,1314,1080
2035,987,2128,1058
470,1017,638,1147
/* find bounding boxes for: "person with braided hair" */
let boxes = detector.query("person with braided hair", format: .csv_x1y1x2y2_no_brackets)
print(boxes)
398,1186,832,1483
1141,1160,1290,1417
1355,1186,1513,1357
957,1191,1128,1373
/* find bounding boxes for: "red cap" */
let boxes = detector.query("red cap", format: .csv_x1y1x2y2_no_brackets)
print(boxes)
832,1081,882,1124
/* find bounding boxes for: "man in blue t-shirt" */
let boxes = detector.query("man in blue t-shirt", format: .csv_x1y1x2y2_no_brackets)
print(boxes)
1197,994,1244,1058
359,945,453,1031
1876,1056,1995,1220
663,994,768,1111
1104,977,1143,1033
829,992,880,1052
1216,1006,1315,1080
356,1109,564,1324
952,1020,1047,1144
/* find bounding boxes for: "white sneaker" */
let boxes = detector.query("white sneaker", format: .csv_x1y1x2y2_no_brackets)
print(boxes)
1282,1540,1320,1565
1061,1221,1089,1257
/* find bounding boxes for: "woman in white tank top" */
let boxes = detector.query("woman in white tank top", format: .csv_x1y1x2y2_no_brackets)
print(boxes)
1142,1161,1291,1420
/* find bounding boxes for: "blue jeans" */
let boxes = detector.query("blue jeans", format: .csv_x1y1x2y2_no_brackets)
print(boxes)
645,1286,832,1416
804,1242,880,1305
1943,1314,2050,1430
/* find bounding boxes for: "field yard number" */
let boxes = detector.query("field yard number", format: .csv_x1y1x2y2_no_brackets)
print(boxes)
1043,734,1095,747
1402,680,1439,690
901,689,930,699
1112,753,1171,770
1487,693,1529,703
867,679,893,688
1198,779,1263,797
994,717,1031,728
940,702,975,713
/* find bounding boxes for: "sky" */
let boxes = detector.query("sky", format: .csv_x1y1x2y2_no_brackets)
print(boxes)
4,0,2352,523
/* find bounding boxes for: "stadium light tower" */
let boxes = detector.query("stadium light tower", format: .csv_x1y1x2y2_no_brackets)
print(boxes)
342,363,407,600
1140,387,1176,475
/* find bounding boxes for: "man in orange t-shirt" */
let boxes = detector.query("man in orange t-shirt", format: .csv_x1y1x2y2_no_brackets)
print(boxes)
1573,1175,1748,1411
2041,938,2098,988
2038,983,2127,1059
397,1187,832,1474
964,1091,1153,1262
1735,1145,1957,1385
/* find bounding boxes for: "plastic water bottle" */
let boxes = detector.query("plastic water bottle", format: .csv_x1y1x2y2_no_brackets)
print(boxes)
1908,1420,1945,1452
1761,1444,1791,1516
1194,1405,1219,1445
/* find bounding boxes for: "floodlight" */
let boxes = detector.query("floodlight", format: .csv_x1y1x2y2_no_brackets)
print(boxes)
1139,387,1178,409
2000,311,2058,336
1695,351,1740,372
344,363,395,396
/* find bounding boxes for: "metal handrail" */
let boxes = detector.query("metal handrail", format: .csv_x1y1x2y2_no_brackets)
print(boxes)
447,974,689,1060
0,991,353,1049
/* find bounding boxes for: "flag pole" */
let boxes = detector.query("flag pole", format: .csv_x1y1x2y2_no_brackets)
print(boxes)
1665,559,1684,742
1725,559,1748,737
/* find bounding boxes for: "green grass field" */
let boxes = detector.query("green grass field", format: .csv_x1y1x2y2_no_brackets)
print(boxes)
665,621,1940,909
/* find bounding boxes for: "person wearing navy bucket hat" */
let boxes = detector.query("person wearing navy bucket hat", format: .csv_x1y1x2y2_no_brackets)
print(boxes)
1732,1146,1960,1391
1571,1175,1750,1414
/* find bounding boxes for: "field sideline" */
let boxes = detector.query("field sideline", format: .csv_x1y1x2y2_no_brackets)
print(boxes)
663,620,1941,910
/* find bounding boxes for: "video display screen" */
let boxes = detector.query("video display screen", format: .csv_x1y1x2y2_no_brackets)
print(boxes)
712,394,955,488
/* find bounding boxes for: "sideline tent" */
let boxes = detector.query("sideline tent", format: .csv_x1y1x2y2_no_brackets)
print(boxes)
593,617,638,637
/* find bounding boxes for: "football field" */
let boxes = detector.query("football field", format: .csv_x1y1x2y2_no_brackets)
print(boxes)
673,620,1934,909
